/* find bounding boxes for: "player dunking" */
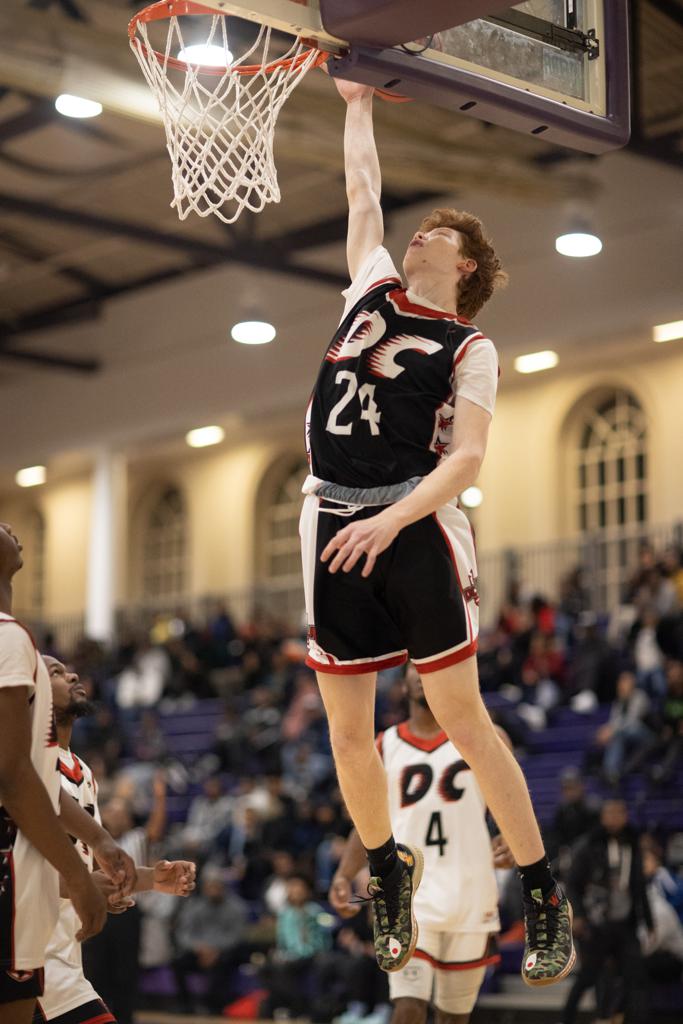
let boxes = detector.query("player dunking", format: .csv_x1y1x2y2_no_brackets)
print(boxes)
329,665,514,1024
300,80,574,985
35,655,196,1024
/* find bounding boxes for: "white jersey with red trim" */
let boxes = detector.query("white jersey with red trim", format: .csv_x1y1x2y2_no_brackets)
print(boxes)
0,613,60,971
306,246,498,488
380,721,500,933
37,750,103,1019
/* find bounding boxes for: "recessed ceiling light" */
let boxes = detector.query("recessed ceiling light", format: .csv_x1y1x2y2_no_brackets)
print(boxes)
555,232,602,258
460,486,483,509
653,319,683,344
16,465,46,488
177,43,233,67
231,321,276,345
55,94,103,119
514,350,559,374
185,426,225,448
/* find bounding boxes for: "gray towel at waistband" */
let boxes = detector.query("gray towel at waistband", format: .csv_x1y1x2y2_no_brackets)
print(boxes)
314,476,423,507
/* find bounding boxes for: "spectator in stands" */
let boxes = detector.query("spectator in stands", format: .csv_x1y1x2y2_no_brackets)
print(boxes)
630,607,667,699
263,850,296,914
627,659,683,785
212,702,248,772
172,865,247,1014
178,773,234,859
641,846,683,983
547,767,600,869
661,546,683,609
260,874,332,1019
596,670,653,785
114,634,171,710
562,799,652,1024
565,613,619,704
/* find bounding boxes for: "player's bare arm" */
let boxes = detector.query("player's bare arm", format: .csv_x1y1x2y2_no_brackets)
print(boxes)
58,787,137,895
335,78,384,279
329,826,367,918
0,687,107,942
321,396,490,576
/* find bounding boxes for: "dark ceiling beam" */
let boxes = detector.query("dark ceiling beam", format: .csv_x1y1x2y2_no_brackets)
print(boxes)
0,226,109,297
27,0,86,21
0,347,99,372
628,0,683,170
0,99,56,145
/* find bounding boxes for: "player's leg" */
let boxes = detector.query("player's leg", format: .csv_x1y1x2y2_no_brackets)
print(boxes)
316,671,390,849
316,672,423,972
420,660,543,865
430,931,492,1024
387,934,433,1024
420,662,574,986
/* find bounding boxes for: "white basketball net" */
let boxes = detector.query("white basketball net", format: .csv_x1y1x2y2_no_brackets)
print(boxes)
130,13,320,223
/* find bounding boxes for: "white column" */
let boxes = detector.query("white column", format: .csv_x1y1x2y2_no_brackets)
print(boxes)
86,451,125,642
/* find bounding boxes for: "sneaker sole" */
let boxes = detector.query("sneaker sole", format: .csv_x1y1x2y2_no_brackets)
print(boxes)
383,845,424,973
521,899,577,988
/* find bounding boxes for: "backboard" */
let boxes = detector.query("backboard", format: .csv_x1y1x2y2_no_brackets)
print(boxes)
193,0,630,154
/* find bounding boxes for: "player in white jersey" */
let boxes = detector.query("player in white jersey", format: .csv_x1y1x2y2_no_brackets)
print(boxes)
0,524,110,1023
329,664,513,1023
35,656,196,1024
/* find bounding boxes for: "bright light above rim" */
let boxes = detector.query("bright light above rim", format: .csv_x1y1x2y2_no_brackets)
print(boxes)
555,232,602,258
185,426,225,448
231,321,276,345
16,465,46,488
653,319,683,344
177,43,233,67
514,350,559,375
55,94,103,119
460,486,483,509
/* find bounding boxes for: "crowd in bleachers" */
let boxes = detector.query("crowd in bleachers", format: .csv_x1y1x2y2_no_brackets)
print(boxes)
43,541,683,1023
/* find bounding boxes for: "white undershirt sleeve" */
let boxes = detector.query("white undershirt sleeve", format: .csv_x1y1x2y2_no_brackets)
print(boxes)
452,336,499,417
0,621,37,695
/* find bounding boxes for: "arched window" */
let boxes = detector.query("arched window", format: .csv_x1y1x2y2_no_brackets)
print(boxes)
142,486,187,600
263,458,308,585
572,388,648,609
575,389,648,532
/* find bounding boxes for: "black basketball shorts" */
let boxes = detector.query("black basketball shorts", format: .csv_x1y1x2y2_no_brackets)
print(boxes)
0,966,44,1005
300,495,480,675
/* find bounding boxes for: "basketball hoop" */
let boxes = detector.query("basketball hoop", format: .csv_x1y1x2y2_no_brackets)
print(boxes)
128,1,328,223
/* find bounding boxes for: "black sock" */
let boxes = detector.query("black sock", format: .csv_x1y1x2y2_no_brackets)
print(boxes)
518,855,560,902
365,835,399,882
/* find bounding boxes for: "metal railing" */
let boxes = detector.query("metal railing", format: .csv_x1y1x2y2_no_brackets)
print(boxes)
17,519,683,652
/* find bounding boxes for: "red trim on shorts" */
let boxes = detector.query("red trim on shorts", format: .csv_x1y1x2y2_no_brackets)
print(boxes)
397,721,449,753
413,948,501,971
306,652,408,675
414,639,478,674
79,1013,116,1024
432,513,474,642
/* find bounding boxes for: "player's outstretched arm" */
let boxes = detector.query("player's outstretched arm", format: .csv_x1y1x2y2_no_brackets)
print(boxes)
329,827,367,918
334,78,384,279
59,787,137,895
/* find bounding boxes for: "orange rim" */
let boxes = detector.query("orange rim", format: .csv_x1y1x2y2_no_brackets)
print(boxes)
127,2,410,97
128,1,329,76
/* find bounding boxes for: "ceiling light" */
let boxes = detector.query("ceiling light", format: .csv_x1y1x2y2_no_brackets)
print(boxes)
460,486,483,509
555,231,602,258
653,319,683,344
16,465,46,488
231,320,276,345
55,94,103,119
185,426,225,448
514,350,559,374
178,43,233,66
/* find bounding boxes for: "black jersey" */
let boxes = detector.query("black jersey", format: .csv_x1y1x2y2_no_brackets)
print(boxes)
306,247,498,489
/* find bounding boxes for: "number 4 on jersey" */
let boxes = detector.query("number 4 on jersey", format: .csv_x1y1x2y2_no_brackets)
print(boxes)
425,810,448,857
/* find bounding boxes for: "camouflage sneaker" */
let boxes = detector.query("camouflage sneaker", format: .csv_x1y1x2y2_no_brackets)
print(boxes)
521,887,576,987
367,843,424,973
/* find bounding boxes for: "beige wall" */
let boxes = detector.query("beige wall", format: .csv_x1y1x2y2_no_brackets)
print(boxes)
2,341,683,622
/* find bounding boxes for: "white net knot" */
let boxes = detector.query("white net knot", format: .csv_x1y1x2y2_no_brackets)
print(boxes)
130,12,320,223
